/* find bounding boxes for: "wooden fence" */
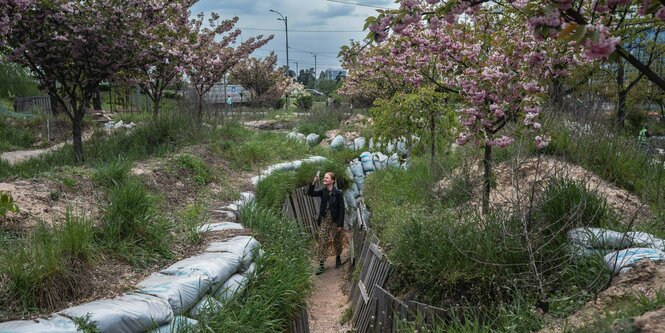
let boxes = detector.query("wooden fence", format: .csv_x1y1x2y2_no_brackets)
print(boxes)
13,96,51,115
282,186,321,236
287,307,310,333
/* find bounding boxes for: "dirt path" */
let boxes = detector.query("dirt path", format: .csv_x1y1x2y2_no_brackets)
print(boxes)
308,246,352,333
0,142,68,165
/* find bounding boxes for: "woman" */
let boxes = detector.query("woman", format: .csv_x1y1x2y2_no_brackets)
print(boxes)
308,171,345,275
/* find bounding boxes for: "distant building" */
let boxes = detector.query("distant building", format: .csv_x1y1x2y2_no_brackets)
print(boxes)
324,68,346,81
202,83,251,104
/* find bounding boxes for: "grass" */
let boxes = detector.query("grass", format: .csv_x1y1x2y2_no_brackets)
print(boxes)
99,179,172,266
176,154,213,186
0,210,97,311
179,201,207,245
0,115,40,152
199,203,312,332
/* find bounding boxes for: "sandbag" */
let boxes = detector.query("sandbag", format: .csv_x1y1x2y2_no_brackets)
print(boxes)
354,175,365,192
604,248,665,274
387,153,400,168
306,133,320,147
397,140,408,156
205,236,260,271
330,135,345,150
302,156,327,164
373,152,388,170
385,141,395,153
188,295,224,320
368,138,375,151
345,166,354,181
567,242,611,259
136,272,213,315
360,151,375,172
197,222,244,233
567,228,631,249
351,182,360,198
59,293,173,333
161,252,242,287
344,190,357,209
627,231,665,249
210,210,237,222
0,314,81,333
349,159,364,178
235,191,256,207
286,132,306,142
354,137,366,151
147,316,197,333
212,274,248,302
243,262,257,277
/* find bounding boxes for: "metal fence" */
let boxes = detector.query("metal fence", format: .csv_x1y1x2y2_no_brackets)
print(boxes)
13,96,51,115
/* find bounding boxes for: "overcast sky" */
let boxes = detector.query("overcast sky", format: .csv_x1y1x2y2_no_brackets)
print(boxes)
191,0,398,73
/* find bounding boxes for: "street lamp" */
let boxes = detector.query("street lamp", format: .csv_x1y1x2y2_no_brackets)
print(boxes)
269,9,289,78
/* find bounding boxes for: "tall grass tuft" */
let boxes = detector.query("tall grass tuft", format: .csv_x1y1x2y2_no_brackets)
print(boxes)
99,179,172,266
1,210,97,311
92,158,132,188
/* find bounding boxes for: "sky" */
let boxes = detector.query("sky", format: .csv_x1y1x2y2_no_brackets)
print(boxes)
190,0,398,74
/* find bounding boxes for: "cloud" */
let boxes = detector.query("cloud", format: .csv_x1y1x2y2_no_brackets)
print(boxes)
308,4,355,20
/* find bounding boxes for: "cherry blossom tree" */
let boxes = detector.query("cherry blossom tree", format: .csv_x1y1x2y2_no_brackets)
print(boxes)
0,0,174,162
368,0,665,91
229,53,290,107
184,13,272,121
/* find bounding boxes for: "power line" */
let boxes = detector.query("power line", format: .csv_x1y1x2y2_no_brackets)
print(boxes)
239,26,364,33
325,0,392,9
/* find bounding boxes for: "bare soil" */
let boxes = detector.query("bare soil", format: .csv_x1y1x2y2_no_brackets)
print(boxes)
308,241,352,333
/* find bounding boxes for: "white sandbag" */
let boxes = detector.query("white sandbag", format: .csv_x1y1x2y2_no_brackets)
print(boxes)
161,252,242,287
344,190,357,209
346,210,357,229
306,133,320,147
197,222,244,233
136,272,213,315
235,191,256,207
345,167,354,181
302,156,327,164
604,248,665,274
386,141,395,153
354,137,366,151
286,132,306,142
264,161,295,174
212,274,248,302
205,236,260,271
567,228,631,249
354,175,365,192
349,159,364,178
400,158,411,170
147,316,197,333
360,151,375,172
114,120,124,129
351,182,360,198
188,295,224,320
373,152,388,170
330,135,345,150
387,153,400,168
210,210,237,222
397,140,408,155
0,314,81,333
368,138,375,151
567,242,611,259
59,293,173,333
627,231,665,249
243,262,257,277
250,176,261,186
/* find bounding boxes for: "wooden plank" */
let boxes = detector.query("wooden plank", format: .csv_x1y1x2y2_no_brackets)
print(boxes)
358,280,369,304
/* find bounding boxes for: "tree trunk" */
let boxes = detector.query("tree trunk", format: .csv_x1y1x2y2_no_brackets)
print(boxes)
617,60,626,129
549,78,564,111
92,87,102,110
153,94,161,119
482,142,492,216
197,94,203,123
72,109,85,163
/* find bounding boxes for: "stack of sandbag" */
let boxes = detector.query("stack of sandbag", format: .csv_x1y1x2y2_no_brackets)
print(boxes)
306,133,320,147
251,156,327,185
567,227,665,274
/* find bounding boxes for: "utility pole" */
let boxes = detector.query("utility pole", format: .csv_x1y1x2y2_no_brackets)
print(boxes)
270,9,289,109
314,53,317,90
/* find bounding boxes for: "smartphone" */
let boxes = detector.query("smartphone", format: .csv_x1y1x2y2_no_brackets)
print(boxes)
316,170,320,178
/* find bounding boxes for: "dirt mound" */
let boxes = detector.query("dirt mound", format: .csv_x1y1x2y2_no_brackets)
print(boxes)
243,119,291,131
539,260,665,332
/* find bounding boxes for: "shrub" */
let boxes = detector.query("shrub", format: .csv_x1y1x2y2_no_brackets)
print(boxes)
0,191,19,216
1,210,96,310
272,97,286,110
179,201,207,245
539,178,615,231
295,95,313,110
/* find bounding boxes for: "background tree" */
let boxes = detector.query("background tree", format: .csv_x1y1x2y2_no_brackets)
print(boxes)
0,0,171,162
296,68,316,88
184,13,271,121
229,53,288,106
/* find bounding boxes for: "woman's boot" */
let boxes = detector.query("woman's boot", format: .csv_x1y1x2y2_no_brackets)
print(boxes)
316,260,325,275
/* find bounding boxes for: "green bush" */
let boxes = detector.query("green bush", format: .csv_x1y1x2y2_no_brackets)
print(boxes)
99,180,172,266
1,210,96,310
0,116,38,152
540,178,615,231
0,191,19,216
176,154,213,185
295,95,313,110
202,203,312,332
272,98,286,110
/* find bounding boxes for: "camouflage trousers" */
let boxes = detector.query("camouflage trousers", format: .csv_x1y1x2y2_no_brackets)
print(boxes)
316,212,343,261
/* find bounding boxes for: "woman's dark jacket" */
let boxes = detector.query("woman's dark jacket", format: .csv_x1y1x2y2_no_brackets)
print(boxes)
307,184,345,227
